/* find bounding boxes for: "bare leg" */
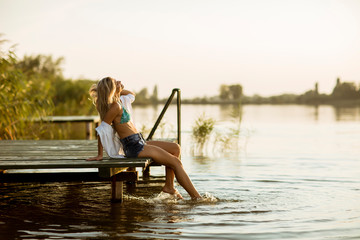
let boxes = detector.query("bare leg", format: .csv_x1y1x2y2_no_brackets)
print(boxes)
147,141,180,194
138,144,201,199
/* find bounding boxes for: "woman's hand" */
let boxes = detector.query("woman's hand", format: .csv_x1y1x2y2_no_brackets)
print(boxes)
86,155,103,161
120,89,136,96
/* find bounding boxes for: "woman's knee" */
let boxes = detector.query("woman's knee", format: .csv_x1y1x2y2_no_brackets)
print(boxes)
140,145,181,168
172,143,181,158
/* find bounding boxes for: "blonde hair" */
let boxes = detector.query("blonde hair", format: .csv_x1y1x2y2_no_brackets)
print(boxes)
89,77,120,120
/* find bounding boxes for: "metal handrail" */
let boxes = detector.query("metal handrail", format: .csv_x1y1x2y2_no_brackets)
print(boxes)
146,88,181,145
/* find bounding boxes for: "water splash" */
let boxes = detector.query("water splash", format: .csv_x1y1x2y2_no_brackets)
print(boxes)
123,192,218,204
124,194,178,204
195,192,218,203
153,191,181,204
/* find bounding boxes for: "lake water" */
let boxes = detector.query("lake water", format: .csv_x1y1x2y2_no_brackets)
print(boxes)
1,104,360,239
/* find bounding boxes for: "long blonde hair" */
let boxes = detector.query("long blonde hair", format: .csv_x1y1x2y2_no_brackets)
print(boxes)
89,77,120,120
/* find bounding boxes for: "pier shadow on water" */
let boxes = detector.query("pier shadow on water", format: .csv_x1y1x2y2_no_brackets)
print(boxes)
0,179,218,240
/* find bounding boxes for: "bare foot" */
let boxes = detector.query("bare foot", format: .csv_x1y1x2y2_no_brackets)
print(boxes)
162,187,183,199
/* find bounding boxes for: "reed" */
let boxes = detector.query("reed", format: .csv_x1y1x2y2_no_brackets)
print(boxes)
192,114,215,153
0,49,54,139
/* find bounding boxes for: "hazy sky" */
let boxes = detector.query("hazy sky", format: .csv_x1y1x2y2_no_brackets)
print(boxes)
1,0,360,98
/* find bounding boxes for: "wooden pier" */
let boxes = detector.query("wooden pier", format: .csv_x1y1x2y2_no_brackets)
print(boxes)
0,140,152,202
34,115,100,139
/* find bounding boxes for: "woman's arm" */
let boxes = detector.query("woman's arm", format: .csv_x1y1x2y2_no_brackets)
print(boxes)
86,135,103,161
120,89,136,96
87,103,121,161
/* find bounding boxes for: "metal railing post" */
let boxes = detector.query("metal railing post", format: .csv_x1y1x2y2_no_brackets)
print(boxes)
176,88,181,146
146,88,181,146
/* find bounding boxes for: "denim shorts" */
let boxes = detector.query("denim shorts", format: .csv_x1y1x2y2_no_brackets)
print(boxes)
120,133,146,158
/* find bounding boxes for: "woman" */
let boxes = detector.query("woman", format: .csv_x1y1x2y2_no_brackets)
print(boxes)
87,77,201,199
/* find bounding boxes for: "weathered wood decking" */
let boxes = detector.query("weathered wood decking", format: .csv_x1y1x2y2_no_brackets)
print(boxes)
0,140,152,202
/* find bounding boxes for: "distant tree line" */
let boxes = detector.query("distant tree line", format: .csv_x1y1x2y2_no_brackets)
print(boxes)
219,84,243,101
131,85,159,105
182,84,243,104
183,79,360,105
242,78,360,105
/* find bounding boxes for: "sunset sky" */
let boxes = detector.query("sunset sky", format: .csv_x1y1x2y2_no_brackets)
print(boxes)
1,0,360,98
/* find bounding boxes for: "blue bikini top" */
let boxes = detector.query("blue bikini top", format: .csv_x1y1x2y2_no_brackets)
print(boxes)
114,102,130,125
120,103,130,124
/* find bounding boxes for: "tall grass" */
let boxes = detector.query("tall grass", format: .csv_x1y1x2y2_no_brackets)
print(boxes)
190,105,250,156
0,50,54,139
192,114,215,154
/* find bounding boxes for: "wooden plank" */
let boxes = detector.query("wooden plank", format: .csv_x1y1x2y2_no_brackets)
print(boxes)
0,170,139,183
0,150,97,155
0,140,97,153
0,157,149,162
0,172,106,183
0,156,97,161
0,152,98,158
33,115,100,123
0,145,96,150
0,159,151,170
1,140,106,160
0,140,97,145
0,141,97,155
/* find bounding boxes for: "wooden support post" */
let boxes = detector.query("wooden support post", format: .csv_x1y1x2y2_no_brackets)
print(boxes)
110,171,138,202
111,176,123,203
142,167,150,179
86,122,93,140
126,167,136,185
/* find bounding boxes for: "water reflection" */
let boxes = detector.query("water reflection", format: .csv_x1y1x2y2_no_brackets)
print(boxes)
0,179,222,239
0,182,189,239
218,103,243,122
314,105,319,121
333,106,360,121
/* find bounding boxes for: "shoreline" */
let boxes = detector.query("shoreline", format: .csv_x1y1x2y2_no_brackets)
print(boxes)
133,99,360,106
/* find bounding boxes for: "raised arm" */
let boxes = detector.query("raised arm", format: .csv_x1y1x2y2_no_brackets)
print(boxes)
120,89,136,96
